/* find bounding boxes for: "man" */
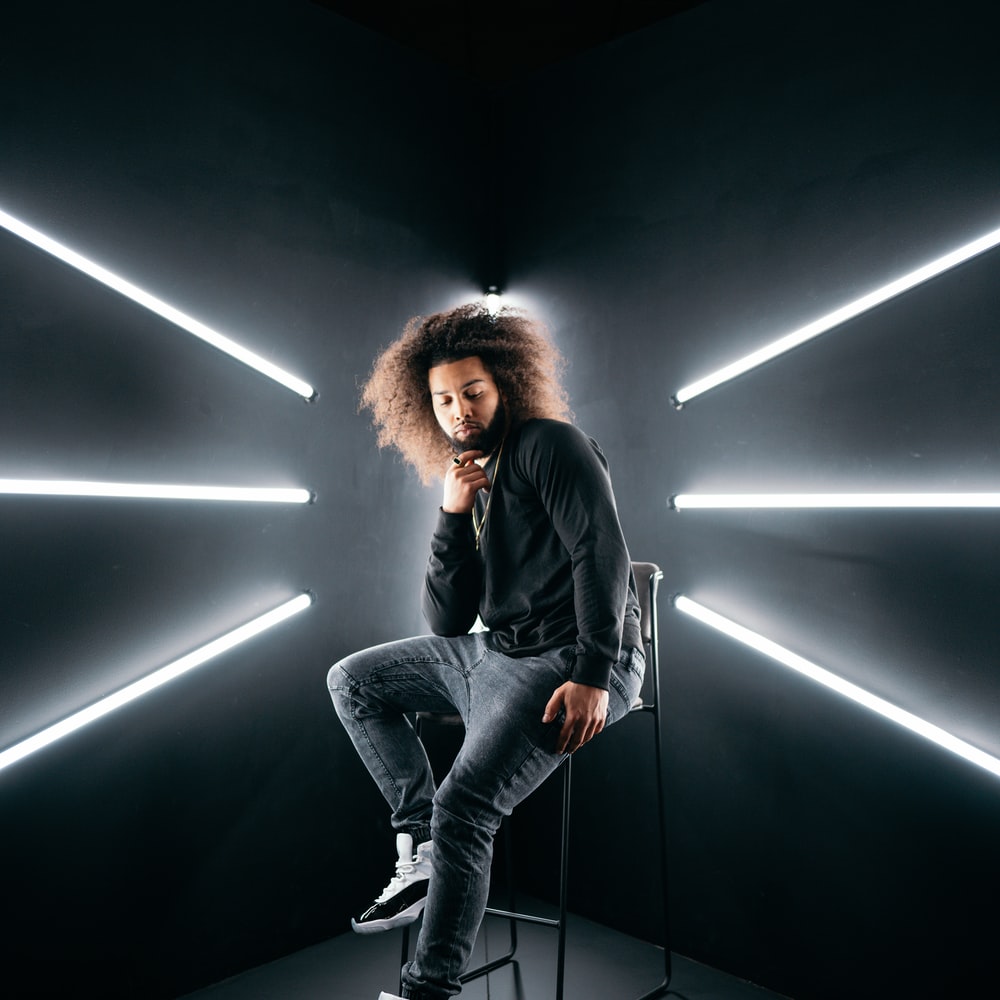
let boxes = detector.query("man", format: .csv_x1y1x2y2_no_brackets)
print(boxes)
328,303,644,1000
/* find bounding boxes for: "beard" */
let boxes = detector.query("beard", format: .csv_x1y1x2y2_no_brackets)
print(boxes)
449,399,507,456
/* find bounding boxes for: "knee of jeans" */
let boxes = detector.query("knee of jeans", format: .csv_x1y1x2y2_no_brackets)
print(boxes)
326,660,353,715
432,779,503,845
430,805,496,875
326,659,343,691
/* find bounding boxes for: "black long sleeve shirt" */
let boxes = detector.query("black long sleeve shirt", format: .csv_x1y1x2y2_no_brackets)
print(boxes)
421,418,642,690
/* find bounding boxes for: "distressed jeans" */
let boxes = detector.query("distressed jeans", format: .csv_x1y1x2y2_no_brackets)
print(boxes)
327,632,645,999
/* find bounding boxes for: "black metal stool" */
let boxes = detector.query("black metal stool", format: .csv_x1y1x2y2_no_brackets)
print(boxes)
401,562,670,999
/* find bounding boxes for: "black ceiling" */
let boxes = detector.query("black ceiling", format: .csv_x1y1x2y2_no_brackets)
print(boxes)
311,0,707,82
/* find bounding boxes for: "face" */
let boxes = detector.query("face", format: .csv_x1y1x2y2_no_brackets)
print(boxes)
428,355,507,456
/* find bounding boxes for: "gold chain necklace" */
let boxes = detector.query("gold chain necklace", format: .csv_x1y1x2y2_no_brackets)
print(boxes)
472,436,506,551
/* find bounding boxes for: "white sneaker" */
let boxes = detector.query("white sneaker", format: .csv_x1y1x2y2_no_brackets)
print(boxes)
351,832,434,934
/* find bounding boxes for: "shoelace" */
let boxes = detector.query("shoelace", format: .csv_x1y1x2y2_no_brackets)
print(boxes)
375,856,418,902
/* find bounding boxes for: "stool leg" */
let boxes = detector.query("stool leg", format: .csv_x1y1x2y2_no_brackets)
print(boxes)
653,706,672,987
399,715,423,994
501,811,518,957
399,922,410,994
556,754,572,1000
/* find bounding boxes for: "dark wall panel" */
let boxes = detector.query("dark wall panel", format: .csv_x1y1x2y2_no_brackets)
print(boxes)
6,1,1000,997
1,2,482,995
501,1,1000,997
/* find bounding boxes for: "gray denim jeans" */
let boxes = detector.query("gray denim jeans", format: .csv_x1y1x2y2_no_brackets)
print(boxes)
327,632,644,999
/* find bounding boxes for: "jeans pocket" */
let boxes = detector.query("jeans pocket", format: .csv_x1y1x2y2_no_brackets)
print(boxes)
607,647,645,725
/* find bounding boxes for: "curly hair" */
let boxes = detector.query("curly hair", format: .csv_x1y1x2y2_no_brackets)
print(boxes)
360,303,571,484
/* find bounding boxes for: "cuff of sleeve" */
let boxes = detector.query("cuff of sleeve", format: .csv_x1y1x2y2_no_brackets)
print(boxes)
570,653,612,690
434,508,475,541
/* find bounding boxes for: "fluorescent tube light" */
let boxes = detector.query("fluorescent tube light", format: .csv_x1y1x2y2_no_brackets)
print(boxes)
674,595,1000,781
672,224,1000,406
671,492,1000,510
0,479,312,503
0,207,316,400
0,593,313,773
485,287,502,315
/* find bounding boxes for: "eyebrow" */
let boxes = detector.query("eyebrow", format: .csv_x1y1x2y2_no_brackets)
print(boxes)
431,378,485,396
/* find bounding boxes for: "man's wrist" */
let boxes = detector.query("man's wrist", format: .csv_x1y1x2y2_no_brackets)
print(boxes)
570,652,613,690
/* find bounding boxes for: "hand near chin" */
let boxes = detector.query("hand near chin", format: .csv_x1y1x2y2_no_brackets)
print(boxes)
442,451,489,513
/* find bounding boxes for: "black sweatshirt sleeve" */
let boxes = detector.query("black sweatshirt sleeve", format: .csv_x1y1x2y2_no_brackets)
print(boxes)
516,421,631,690
421,510,483,636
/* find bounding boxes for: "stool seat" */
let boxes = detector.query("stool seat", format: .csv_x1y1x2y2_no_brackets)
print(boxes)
414,711,463,725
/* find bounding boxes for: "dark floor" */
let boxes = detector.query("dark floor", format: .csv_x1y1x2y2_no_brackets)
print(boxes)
179,905,791,1000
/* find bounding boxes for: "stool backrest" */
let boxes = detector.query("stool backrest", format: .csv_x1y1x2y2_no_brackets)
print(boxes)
630,561,663,708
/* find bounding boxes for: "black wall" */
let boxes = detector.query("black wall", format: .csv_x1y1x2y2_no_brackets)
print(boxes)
3,1,1000,999
502,2,1000,998
2,2,484,996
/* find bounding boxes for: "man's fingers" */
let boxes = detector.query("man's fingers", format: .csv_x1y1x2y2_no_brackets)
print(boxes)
442,454,493,514
555,712,577,754
554,711,583,754
545,681,611,753
541,688,563,724
559,720,589,754
452,458,490,490
557,712,606,754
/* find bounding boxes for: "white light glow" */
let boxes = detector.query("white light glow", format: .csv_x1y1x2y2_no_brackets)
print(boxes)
0,479,312,503
0,207,316,400
0,593,313,773
674,595,1000,780
671,492,1000,510
485,289,502,315
673,224,1000,405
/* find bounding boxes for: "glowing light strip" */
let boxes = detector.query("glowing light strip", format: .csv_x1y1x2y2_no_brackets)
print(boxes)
0,479,312,503
672,224,1000,405
0,593,313,773
671,492,1000,510
674,595,1000,780
0,207,316,400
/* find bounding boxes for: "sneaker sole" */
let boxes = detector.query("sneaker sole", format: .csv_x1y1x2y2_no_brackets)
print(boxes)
351,897,426,934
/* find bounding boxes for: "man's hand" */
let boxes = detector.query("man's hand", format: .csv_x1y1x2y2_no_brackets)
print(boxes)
443,451,490,514
542,681,609,754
